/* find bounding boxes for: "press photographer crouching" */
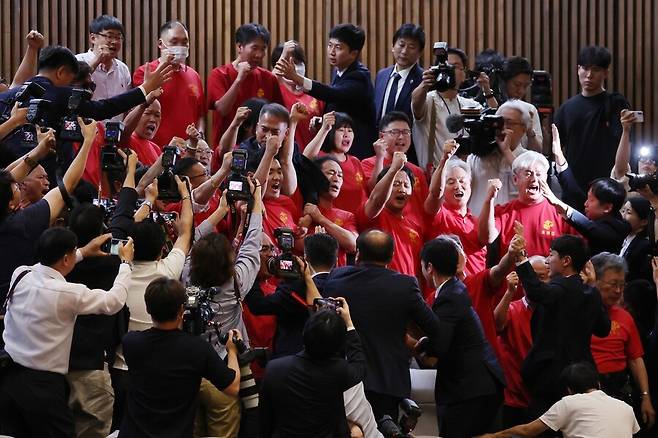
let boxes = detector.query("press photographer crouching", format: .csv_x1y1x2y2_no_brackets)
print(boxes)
0,227,134,436
119,277,241,437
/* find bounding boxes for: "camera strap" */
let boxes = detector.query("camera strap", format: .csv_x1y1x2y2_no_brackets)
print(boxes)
233,274,243,308
1,270,31,317
427,97,437,173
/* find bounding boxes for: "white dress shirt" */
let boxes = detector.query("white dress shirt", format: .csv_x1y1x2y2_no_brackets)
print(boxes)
3,262,131,374
380,64,414,116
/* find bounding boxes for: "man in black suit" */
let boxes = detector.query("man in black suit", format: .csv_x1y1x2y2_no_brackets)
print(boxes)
420,236,505,437
515,234,611,418
259,300,366,438
274,24,376,159
322,229,441,422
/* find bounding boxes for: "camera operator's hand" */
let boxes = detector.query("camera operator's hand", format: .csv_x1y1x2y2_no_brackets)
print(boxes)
118,149,138,173
9,102,28,126
476,71,492,95
25,30,45,49
420,68,435,91
620,109,636,132
225,329,242,355
373,138,387,159
144,178,158,203
334,297,354,329
80,233,112,259
486,178,502,201
391,151,407,172
142,58,175,95
118,237,135,264
497,128,515,153
231,106,251,128
290,102,309,124
314,225,327,234
175,175,191,199
79,117,98,141
551,124,567,166
34,127,56,160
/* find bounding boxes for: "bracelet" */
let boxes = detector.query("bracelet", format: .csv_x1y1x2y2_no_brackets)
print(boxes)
141,200,153,211
641,391,650,398
181,196,191,202
483,91,495,99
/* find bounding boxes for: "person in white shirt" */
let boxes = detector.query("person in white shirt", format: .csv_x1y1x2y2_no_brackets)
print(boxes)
482,362,641,438
411,46,497,173
467,99,530,217
76,15,132,121
0,227,134,437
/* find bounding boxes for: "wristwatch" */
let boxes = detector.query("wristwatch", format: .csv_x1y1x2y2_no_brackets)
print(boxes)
141,200,153,211
483,91,495,99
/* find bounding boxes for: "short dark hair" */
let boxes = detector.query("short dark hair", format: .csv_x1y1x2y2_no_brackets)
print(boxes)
502,56,533,82
36,227,78,266
190,233,235,289
303,310,347,359
159,20,188,37
238,97,268,143
321,112,354,153
69,203,105,247
304,233,338,270
270,41,306,66
329,24,366,52
0,169,16,223
577,45,611,69
589,178,626,215
173,157,201,177
627,196,652,237
73,61,93,85
37,46,80,74
314,156,342,194
475,49,505,72
144,277,187,323
379,111,411,131
129,220,165,262
421,238,459,277
447,47,468,67
357,229,394,265
376,165,415,190
392,23,425,50
89,14,124,35
235,23,271,46
560,362,600,394
550,235,590,272
259,103,290,126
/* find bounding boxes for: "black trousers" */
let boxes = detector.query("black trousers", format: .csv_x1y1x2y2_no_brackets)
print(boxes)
0,363,74,437
364,390,402,424
109,367,130,432
437,390,503,438
502,404,532,429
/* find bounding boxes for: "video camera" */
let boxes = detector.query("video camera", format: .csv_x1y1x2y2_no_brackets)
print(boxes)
627,172,658,193
428,42,456,93
25,98,52,127
182,285,222,336
267,227,302,280
100,121,126,173
0,81,46,123
531,70,552,110
92,197,118,223
58,88,93,142
157,144,182,201
226,149,251,202
446,107,504,157
377,399,422,438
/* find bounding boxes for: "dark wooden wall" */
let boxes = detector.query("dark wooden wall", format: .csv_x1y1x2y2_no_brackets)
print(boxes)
1,0,656,142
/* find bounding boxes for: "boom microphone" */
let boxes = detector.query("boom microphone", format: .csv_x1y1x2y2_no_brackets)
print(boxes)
445,114,465,133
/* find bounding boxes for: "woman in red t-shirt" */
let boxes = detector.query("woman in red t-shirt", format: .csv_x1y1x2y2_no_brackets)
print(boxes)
302,112,367,216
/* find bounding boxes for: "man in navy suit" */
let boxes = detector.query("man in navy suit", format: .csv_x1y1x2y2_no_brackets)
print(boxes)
322,229,441,423
274,24,376,159
420,236,505,437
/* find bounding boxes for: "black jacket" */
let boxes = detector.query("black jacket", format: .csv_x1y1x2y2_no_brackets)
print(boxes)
622,234,653,284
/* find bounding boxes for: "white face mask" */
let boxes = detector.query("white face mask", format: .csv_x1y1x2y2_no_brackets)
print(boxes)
164,45,189,63
294,62,306,78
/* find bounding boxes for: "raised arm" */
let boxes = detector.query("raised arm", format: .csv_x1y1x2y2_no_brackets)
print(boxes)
10,31,44,88
213,61,252,117
280,102,306,195
611,110,636,180
172,176,194,255
118,90,162,148
253,135,281,198
411,69,434,121
0,103,28,143
424,140,458,215
218,106,251,155
7,123,53,182
136,154,163,197
192,151,232,206
303,204,357,254
478,178,502,245
303,111,335,160
364,151,406,219
494,272,519,333
366,139,388,192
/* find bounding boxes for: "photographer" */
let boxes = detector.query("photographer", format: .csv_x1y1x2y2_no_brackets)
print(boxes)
0,117,96,302
259,301,367,437
119,278,241,437
0,227,134,436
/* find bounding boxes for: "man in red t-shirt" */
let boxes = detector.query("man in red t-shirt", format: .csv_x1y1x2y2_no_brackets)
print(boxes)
207,23,283,148
133,21,206,148
479,150,578,261
362,111,428,228
357,151,427,278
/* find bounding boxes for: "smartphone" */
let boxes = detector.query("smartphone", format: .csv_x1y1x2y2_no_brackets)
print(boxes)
101,238,128,256
631,111,644,123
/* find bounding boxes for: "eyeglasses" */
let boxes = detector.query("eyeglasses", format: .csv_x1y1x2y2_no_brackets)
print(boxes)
382,129,412,137
94,32,123,42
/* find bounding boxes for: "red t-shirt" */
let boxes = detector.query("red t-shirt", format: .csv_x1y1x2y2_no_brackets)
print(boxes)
591,305,644,374
305,205,357,267
326,154,368,216
279,84,324,150
133,61,206,148
242,277,278,379
361,157,429,229
128,133,161,166
498,298,533,408
495,198,578,259
81,123,105,189
356,206,425,278
263,195,301,242
206,64,283,147
431,205,487,277
464,269,506,354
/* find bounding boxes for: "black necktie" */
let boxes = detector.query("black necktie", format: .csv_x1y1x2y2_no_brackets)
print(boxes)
384,73,401,116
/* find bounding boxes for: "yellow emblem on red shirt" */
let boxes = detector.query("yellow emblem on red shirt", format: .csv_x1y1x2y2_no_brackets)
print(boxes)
543,220,554,230
257,88,265,98
333,218,344,227
355,172,363,183
409,229,419,242
188,84,200,98
610,320,620,335
541,219,556,237
309,99,319,111
279,211,289,225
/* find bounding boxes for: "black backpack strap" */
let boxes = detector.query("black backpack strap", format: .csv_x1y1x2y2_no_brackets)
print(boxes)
1,270,31,315
233,273,242,304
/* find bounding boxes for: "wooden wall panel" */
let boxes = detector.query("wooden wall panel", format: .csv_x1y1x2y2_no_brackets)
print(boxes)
0,0,656,142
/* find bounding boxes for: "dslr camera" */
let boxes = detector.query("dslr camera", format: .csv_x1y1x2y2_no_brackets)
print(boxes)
59,88,93,142
157,144,182,201
627,172,658,193
446,107,504,157
0,81,46,123
226,149,252,202
428,42,456,92
267,227,302,280
25,98,52,127
100,121,126,172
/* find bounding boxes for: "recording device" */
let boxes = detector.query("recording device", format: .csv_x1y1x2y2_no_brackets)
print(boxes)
428,42,456,92
631,111,644,123
627,172,658,193
267,227,302,280
530,70,552,110
100,121,126,172
58,88,93,141
313,297,343,312
377,399,422,438
446,107,504,157
157,144,182,201
92,197,118,222
101,238,128,256
182,285,222,336
0,81,46,123
25,98,52,127
226,149,251,202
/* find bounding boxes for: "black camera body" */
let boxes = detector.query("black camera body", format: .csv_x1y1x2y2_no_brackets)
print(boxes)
182,285,221,336
446,108,504,157
226,149,251,202
627,172,658,193
267,227,302,280
377,398,422,438
100,121,126,173
157,145,182,201
1,81,46,122
92,197,118,222
25,98,52,127
313,297,343,312
59,88,93,142
429,42,456,93
531,70,552,110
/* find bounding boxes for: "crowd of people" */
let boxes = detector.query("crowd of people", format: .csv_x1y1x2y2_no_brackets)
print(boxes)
0,13,657,438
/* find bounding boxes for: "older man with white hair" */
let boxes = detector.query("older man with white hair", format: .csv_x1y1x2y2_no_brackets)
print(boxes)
467,100,531,216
